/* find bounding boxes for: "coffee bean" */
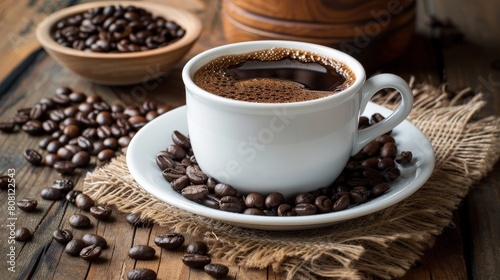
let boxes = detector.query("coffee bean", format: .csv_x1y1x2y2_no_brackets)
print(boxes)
333,194,350,212
362,140,380,157
53,161,76,175
127,268,157,280
378,158,395,170
75,193,95,211
128,245,155,260
126,213,153,227
80,245,102,261
204,263,229,279
214,183,237,198
186,165,208,184
172,130,190,150
0,175,10,190
69,91,87,102
243,208,265,215
24,149,43,165
162,168,185,182
53,229,73,244
380,142,397,159
171,175,190,191
382,167,401,181
69,214,91,228
156,152,175,170
315,196,333,213
90,204,112,220
15,227,32,241
350,186,369,203
277,204,297,216
165,144,186,160
375,135,395,144
265,192,285,208
186,241,208,255
395,151,412,164
82,233,108,248
72,151,91,167
0,121,15,133
182,254,211,269
22,120,44,135
371,183,390,197
41,188,62,200
295,193,315,205
181,185,208,200
52,178,74,193
66,239,87,256
244,193,265,208
154,233,184,250
219,196,244,213
43,153,59,167
66,190,82,204
97,149,115,161
47,140,63,153
17,198,38,212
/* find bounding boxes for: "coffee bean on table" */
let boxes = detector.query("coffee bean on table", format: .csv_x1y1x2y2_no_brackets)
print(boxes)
66,190,82,204
127,268,157,280
204,263,229,279
41,188,62,200
17,198,38,212
182,254,211,269
90,204,112,220
128,245,156,260
65,239,87,256
22,120,44,135
80,245,102,261
97,149,115,162
186,241,209,255
53,161,76,175
15,227,32,241
75,193,95,211
24,148,43,165
0,121,15,133
82,233,107,248
53,229,73,244
69,214,91,228
126,213,153,228
52,178,74,193
154,233,184,250
72,151,91,167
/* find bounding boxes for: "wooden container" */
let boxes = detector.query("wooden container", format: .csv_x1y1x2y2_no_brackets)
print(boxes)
222,0,416,68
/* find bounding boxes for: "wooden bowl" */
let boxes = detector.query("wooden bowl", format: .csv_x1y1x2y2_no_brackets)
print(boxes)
36,1,201,85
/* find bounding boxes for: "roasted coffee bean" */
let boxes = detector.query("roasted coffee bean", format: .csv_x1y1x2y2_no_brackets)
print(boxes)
126,213,153,227
65,239,87,256
181,185,208,200
52,178,74,193
29,103,47,120
82,233,108,248
166,144,186,160
333,194,350,212
69,91,87,102
63,106,79,117
156,151,175,170
103,137,118,149
47,140,63,153
39,136,55,149
395,151,412,164
52,94,71,106
15,227,32,241
72,151,91,167
265,192,285,208
129,245,156,260
17,198,38,212
204,263,229,279
358,116,370,128
277,204,296,216
162,168,185,182
42,119,58,133
295,193,315,205
56,87,72,96
13,113,30,125
90,205,112,220
0,175,10,190
75,193,95,211
244,193,265,208
53,229,73,244
206,177,217,191
155,233,184,250
22,120,44,135
214,183,237,198
382,167,401,181
127,268,157,280
171,175,190,191
97,149,115,161
24,148,43,165
186,241,208,255
219,196,245,213
243,208,265,215
92,141,106,155
378,158,395,170
363,169,383,181
295,203,317,216
371,183,390,197
41,188,62,200
0,121,15,133
69,214,91,228
362,140,380,157
80,245,102,261
66,190,82,204
44,153,60,167
361,157,379,169
56,147,73,160
63,124,80,138
172,130,190,150
315,196,333,213
182,254,211,269
201,196,221,209
118,135,131,147
186,165,208,184
53,161,76,175
371,113,386,124
350,186,369,203
375,134,396,145
380,142,397,159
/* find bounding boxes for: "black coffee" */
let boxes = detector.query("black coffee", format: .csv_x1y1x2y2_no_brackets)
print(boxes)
193,48,355,103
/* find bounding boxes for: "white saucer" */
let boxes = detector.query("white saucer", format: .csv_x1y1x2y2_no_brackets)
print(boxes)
127,103,435,230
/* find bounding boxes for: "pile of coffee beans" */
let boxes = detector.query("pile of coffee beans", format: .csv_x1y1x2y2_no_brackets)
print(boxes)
51,4,186,52
156,114,413,216
0,86,171,175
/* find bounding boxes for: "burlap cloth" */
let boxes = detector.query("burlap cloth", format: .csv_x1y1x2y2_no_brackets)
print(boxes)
84,78,500,279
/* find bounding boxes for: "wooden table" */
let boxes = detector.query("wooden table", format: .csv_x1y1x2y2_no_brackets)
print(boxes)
1,0,498,279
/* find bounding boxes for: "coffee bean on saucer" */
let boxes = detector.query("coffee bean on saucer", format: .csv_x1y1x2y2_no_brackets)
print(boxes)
371,183,390,197
186,241,208,255
265,192,285,209
333,194,350,212
65,239,86,256
350,186,369,203
90,205,112,220
53,229,73,244
186,165,208,184
243,208,265,215
80,245,102,261
75,193,95,211
204,263,229,279
219,196,244,213
17,198,38,212
214,183,237,198
69,214,91,228
128,245,156,260
181,185,208,200
127,268,157,280
182,254,211,269
277,204,296,216
154,233,184,250
41,188,62,200
395,151,412,164
295,203,317,216
314,196,333,213
15,227,32,241
244,193,265,209
24,148,43,165
172,130,190,150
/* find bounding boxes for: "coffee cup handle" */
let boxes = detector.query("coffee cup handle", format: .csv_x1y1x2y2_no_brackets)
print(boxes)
351,74,414,155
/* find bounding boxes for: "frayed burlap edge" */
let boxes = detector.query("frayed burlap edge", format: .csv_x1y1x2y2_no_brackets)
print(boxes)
84,78,500,280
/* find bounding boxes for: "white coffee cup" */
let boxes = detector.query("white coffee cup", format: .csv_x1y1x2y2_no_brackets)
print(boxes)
182,41,413,197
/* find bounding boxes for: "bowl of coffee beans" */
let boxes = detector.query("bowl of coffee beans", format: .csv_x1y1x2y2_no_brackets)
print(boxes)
36,1,202,85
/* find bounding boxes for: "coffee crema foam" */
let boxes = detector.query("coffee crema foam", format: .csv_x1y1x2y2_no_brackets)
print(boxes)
193,48,355,103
